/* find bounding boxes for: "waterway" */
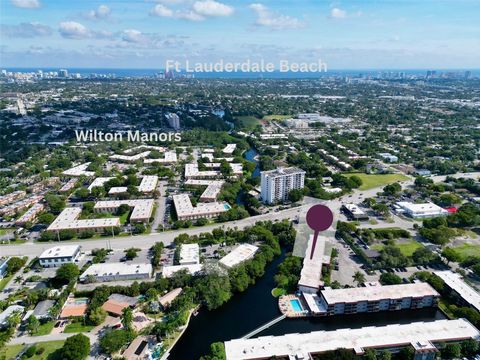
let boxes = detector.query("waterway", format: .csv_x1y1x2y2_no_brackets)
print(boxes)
168,248,445,360
235,147,261,205
244,148,260,178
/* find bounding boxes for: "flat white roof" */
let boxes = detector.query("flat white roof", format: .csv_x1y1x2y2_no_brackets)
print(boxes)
180,243,200,265
184,179,224,200
59,178,78,192
261,167,305,178
185,163,220,178
162,264,203,278
80,262,152,280
321,282,439,304
397,201,448,215
219,244,259,268
110,151,151,162
343,203,366,215
94,199,154,221
15,203,44,224
224,319,480,359
124,145,166,153
62,163,95,177
88,177,114,191
138,175,158,192
298,235,329,290
173,194,228,218
222,143,237,154
108,187,127,195
47,207,120,231
39,245,80,259
435,270,480,312
144,150,177,164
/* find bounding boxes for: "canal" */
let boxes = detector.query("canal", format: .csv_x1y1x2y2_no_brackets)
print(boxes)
168,248,445,360
235,147,261,205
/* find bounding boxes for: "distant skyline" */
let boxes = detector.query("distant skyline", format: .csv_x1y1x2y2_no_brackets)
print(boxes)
1,0,479,69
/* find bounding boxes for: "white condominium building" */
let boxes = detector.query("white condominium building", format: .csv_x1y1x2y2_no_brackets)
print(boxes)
166,112,180,130
260,167,305,204
39,245,81,268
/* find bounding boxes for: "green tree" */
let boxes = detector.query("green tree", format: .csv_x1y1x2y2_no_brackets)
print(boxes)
6,257,26,275
441,247,461,264
56,263,80,284
198,274,232,310
352,271,366,286
121,307,133,331
124,248,140,260
26,315,39,335
288,189,304,203
411,247,436,265
379,272,402,285
376,352,391,360
99,329,134,355
38,213,55,224
397,346,415,360
461,339,479,356
60,333,90,360
363,348,377,360
75,187,90,200
383,183,401,196
441,343,461,359
88,307,107,326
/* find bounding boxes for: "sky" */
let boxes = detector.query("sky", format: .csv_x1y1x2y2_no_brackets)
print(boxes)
0,0,479,69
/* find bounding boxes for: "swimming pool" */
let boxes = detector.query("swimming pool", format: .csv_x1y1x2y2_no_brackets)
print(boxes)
74,298,88,305
290,299,303,312
224,204,231,210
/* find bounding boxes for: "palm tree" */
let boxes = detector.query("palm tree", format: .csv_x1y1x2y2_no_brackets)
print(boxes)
14,276,23,284
352,271,366,287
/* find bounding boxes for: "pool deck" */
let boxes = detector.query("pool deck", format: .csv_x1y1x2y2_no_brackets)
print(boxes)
278,295,309,318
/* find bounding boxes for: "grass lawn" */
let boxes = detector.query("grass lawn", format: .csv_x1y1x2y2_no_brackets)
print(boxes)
452,243,480,260
345,173,410,190
236,116,261,130
2,344,23,360
119,211,130,225
271,287,287,297
33,321,56,336
63,322,95,333
262,114,292,121
1,238,27,245
0,275,13,291
0,227,15,236
371,239,423,257
2,340,65,360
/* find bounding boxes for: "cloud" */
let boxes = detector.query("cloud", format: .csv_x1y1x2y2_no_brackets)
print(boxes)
59,21,90,39
88,5,111,20
121,29,147,44
330,7,346,19
1,22,52,38
249,3,304,30
192,0,233,17
150,4,174,17
10,0,40,9
58,21,113,40
150,1,233,21
176,10,205,21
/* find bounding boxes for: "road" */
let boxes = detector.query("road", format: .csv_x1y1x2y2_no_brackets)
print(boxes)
151,180,167,232
2,171,478,258
0,204,312,257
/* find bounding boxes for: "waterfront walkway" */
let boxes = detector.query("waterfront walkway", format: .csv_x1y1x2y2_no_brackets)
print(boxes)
242,314,286,339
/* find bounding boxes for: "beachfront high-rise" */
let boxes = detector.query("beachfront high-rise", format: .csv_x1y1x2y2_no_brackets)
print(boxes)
260,167,305,204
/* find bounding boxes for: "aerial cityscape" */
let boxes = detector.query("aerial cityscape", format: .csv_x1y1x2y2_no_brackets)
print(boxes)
1,1,480,360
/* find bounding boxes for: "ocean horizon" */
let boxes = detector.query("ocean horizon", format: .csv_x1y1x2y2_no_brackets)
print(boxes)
3,67,480,79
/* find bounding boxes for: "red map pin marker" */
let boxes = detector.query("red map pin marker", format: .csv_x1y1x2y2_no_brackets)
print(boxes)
306,204,334,260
